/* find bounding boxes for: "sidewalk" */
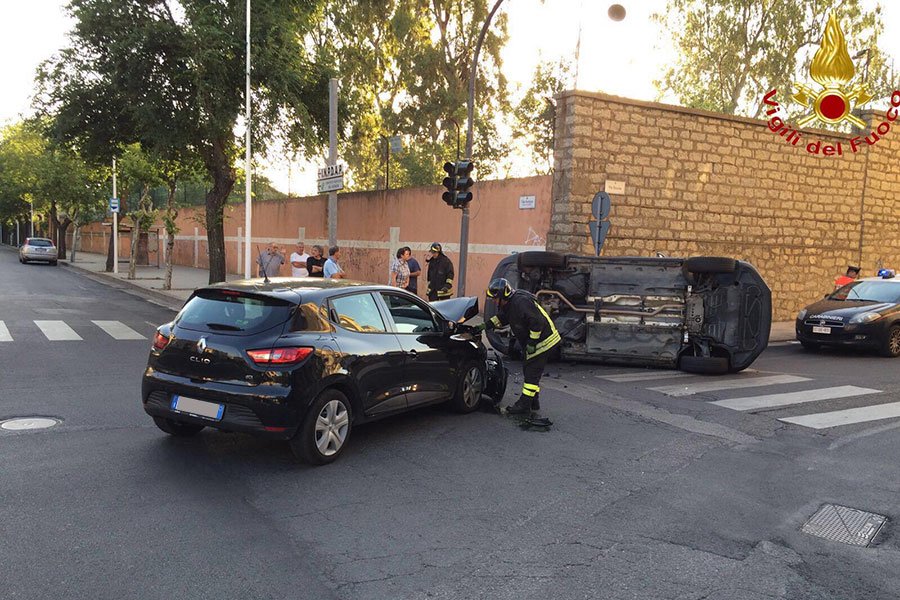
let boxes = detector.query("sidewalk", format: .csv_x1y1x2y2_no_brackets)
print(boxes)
52,249,797,341
60,251,241,312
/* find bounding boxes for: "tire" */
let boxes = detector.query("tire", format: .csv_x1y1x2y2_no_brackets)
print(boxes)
51,261,58,266
679,354,730,375
20,258,27,264
152,416,205,437
517,251,566,270
683,256,738,274
881,325,900,358
450,362,485,413
290,389,352,465
800,340,820,352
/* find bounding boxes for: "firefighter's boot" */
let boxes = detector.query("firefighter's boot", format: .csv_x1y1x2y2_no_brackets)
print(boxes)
506,394,533,415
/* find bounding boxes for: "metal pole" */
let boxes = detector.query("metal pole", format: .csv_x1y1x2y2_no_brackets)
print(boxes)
244,0,252,278
327,78,338,247
385,136,390,191
30,202,34,238
113,157,118,274
459,0,504,297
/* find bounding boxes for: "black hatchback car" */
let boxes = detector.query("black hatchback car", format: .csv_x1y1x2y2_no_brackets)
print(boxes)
795,275,900,357
142,279,505,464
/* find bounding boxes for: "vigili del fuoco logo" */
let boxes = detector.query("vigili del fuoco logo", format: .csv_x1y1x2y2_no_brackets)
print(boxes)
762,12,899,156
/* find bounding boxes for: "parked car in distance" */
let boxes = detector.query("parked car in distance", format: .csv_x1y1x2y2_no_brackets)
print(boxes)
142,278,507,465
796,273,900,357
485,252,772,374
19,238,58,265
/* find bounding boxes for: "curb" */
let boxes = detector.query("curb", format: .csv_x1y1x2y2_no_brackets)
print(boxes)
60,261,186,313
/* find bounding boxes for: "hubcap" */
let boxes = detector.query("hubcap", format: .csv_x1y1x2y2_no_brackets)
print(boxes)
462,367,484,408
314,400,349,456
890,328,900,356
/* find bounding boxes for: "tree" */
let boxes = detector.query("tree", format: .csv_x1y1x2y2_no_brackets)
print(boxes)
654,1,892,118
315,0,510,190
115,144,163,280
36,0,332,283
512,57,572,174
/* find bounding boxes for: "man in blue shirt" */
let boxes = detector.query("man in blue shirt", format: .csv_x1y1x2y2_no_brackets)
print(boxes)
406,250,422,296
323,246,345,279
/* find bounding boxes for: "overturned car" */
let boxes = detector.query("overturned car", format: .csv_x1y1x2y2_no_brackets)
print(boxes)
484,252,771,374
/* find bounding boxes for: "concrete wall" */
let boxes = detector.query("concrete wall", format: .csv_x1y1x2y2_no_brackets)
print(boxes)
76,176,551,297
548,90,900,321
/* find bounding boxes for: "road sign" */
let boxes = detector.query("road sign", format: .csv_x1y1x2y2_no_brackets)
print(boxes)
317,176,344,194
591,191,611,220
389,135,403,154
589,220,611,256
109,197,120,213
318,164,344,180
605,180,626,195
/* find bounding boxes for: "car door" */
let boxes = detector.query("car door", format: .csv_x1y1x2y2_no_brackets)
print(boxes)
378,291,455,407
328,292,408,416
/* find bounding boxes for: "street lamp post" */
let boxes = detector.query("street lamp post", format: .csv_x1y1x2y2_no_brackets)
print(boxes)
243,0,252,278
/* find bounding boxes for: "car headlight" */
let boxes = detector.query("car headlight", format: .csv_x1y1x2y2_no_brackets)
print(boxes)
797,309,808,321
850,312,882,324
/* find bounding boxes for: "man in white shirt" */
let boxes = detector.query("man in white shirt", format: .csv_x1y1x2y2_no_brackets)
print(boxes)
289,241,311,277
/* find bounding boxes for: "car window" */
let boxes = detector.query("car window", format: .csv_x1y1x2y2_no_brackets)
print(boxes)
176,290,294,335
331,293,386,333
380,293,438,333
290,302,331,332
28,239,53,247
830,281,900,303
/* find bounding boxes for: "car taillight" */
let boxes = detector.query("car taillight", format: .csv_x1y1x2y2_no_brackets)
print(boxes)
247,347,314,365
153,331,171,350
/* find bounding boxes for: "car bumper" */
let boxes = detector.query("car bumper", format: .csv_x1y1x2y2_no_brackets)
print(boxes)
795,322,882,349
22,251,57,260
142,368,304,439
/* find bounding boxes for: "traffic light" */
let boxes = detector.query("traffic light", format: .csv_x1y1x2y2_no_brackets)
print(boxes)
441,160,476,208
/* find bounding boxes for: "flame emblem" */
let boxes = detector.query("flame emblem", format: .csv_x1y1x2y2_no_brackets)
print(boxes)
792,12,872,128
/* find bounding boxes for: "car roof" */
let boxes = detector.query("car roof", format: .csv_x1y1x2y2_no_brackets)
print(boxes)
26,238,53,243
200,277,412,303
857,277,900,283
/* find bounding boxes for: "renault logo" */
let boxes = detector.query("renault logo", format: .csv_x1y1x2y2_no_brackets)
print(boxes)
197,337,207,352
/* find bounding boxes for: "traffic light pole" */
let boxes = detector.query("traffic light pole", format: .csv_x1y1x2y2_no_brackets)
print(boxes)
458,0,504,297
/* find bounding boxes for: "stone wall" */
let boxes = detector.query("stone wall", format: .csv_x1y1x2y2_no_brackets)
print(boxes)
548,90,900,321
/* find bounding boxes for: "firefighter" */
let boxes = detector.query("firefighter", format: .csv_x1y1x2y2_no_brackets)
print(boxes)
476,278,561,414
425,242,454,301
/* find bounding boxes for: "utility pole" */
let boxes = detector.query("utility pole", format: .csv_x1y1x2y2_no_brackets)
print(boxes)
327,78,339,247
459,0,504,297
243,0,253,278
112,157,119,274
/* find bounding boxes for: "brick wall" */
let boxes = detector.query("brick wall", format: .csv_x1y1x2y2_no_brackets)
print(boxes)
548,90,900,321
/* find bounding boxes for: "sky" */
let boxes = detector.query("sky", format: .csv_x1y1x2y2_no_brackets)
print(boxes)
2,1,899,195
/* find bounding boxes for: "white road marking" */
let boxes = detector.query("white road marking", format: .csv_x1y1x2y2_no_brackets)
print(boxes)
780,402,900,429
650,374,810,397
0,321,11,342
598,371,694,383
711,386,882,412
92,320,146,340
34,320,82,341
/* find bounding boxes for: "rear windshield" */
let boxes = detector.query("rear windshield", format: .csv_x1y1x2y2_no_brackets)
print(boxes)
176,290,295,335
28,239,53,247
830,281,900,303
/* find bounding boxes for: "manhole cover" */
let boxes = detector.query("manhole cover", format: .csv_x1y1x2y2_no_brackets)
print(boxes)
802,504,886,547
0,417,60,431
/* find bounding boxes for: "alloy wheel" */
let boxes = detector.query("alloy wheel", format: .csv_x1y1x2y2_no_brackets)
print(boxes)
462,366,484,408
890,327,900,357
315,399,349,456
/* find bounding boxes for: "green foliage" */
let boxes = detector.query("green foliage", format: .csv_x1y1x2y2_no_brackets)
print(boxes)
316,0,510,190
655,0,892,118
512,57,571,174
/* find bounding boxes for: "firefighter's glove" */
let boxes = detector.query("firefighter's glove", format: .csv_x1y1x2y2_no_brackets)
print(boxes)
525,344,536,356
472,323,487,333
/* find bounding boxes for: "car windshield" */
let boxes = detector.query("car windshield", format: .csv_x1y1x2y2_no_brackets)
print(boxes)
28,239,53,247
176,290,295,335
829,280,900,303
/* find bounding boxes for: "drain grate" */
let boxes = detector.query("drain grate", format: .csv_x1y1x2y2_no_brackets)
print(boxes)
802,504,886,547
0,417,60,431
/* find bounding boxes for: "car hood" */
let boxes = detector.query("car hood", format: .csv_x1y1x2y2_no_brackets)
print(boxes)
801,299,894,321
431,296,479,323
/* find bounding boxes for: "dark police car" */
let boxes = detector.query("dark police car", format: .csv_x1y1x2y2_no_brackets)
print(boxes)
142,279,506,464
796,271,900,357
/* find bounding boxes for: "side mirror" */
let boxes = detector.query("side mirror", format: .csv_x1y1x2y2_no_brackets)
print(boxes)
444,319,457,335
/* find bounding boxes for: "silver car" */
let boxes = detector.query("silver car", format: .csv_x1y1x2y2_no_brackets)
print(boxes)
19,238,58,265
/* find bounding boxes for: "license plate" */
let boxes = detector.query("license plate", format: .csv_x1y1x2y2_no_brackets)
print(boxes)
171,395,224,420
812,326,831,334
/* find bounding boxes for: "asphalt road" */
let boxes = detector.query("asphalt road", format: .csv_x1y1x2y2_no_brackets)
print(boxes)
2,245,900,600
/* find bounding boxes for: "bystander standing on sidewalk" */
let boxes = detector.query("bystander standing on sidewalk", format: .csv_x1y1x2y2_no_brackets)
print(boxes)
257,242,284,279
290,241,310,277
306,245,326,277
390,247,411,290
407,251,422,296
324,246,345,279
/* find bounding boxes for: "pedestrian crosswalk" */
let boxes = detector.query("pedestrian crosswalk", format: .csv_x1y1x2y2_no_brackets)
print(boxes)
0,319,147,342
597,368,894,431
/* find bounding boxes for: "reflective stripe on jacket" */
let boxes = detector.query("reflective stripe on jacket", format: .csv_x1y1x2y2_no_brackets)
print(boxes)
490,290,560,360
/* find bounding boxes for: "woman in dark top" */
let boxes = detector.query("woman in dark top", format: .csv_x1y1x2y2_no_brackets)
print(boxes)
306,244,327,277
